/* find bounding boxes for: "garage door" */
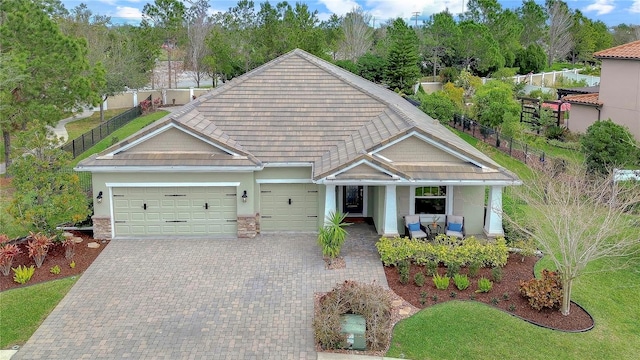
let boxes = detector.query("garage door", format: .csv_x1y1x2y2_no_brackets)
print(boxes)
112,186,237,237
260,183,319,231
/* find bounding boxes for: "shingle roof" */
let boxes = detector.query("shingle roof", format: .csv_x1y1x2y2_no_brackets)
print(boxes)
79,49,517,183
562,93,602,106
594,40,640,60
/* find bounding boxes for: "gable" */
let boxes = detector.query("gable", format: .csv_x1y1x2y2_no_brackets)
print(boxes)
123,127,229,155
376,136,466,164
334,163,394,180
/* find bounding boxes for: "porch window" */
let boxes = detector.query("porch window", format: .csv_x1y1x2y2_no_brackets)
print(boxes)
415,186,446,214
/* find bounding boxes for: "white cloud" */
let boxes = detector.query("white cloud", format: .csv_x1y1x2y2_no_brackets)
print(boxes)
318,0,466,23
630,0,640,13
317,0,361,15
98,0,118,5
114,6,142,19
583,0,615,15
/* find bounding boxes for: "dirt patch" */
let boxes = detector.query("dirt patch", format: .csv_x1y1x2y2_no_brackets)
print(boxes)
1,231,108,292
384,253,593,331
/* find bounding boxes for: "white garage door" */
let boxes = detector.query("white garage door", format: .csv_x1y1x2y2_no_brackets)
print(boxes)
260,183,319,231
112,186,237,237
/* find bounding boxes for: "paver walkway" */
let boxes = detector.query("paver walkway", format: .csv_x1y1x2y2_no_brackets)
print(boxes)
13,224,388,359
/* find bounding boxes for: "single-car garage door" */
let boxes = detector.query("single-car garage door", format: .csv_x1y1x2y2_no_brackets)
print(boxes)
112,186,237,237
260,183,319,231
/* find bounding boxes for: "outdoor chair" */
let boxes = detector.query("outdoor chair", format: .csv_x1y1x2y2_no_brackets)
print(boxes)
445,215,465,238
404,215,428,240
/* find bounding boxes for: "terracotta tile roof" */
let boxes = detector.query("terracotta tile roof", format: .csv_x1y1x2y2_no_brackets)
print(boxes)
594,40,640,60
562,93,602,106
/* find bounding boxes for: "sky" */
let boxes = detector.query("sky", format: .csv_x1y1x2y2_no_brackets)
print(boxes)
60,0,640,27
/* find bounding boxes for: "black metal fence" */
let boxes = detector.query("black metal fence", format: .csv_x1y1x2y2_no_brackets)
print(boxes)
61,98,148,159
451,114,566,170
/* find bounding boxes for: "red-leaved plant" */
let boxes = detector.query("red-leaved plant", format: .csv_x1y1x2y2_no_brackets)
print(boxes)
0,234,21,276
63,237,75,260
27,232,54,268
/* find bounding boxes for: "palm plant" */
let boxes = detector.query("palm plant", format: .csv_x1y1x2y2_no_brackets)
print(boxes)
317,211,351,264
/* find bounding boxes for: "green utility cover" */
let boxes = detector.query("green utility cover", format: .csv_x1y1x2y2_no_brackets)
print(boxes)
341,314,366,350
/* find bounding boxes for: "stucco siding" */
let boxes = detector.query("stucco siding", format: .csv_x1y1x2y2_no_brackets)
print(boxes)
378,136,465,163
599,60,640,111
335,163,391,179
567,105,600,134
459,186,485,235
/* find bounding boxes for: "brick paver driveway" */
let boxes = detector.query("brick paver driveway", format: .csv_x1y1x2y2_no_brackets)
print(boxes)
14,224,387,359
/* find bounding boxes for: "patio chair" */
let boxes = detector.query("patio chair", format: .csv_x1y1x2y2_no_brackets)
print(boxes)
445,215,465,238
404,215,428,240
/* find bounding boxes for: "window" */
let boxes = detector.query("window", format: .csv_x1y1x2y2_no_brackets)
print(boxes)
414,186,446,214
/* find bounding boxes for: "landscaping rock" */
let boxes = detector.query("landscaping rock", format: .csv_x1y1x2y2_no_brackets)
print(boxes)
87,242,100,249
72,237,84,243
63,232,74,238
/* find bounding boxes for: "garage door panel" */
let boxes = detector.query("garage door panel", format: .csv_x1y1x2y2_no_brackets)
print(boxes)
113,186,237,237
260,184,318,231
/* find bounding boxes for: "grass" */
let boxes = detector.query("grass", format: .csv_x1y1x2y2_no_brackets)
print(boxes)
0,277,78,348
64,109,128,142
70,110,169,166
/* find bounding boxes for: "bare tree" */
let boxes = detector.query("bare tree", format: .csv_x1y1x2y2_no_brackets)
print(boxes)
545,0,573,67
504,164,640,315
185,0,212,87
338,7,374,61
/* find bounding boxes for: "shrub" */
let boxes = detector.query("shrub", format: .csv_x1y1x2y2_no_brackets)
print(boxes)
425,260,438,276
450,291,457,298
27,232,54,268
581,119,640,174
313,281,391,351
414,272,426,287
453,273,470,290
445,262,460,278
69,261,76,269
432,274,450,290
519,269,563,311
398,260,410,285
12,265,35,284
50,265,61,274
63,237,76,260
491,297,499,305
491,267,503,283
502,292,510,301
476,277,493,293
468,261,480,278
0,235,21,276
420,291,428,306
318,211,350,263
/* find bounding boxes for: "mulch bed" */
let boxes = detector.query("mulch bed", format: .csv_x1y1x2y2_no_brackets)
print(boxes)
0,231,108,292
384,253,593,331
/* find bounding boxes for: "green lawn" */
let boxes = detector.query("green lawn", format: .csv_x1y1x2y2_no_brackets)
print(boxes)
65,109,128,142
0,277,78,349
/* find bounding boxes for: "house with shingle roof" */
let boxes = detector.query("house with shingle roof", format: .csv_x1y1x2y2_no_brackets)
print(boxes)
562,40,640,140
76,49,520,240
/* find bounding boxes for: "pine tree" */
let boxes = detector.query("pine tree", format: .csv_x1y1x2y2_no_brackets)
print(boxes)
385,18,421,94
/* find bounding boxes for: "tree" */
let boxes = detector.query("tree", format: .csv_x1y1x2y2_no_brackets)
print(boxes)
611,24,640,46
545,0,573,66
515,44,547,74
184,0,212,87
456,20,504,75
472,80,520,128
419,91,457,123
504,164,640,315
356,53,386,83
385,18,420,94
421,11,460,77
581,120,640,174
338,7,374,61
516,0,548,47
7,125,90,234
320,13,343,60
141,0,186,89
0,0,103,169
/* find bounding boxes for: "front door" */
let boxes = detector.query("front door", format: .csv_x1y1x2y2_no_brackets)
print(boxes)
342,186,363,214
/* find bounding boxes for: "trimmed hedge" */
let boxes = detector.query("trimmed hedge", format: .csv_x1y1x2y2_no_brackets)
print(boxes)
375,234,508,268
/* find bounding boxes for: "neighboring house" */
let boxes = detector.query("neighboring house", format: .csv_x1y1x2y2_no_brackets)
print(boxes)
76,49,520,240
562,40,640,140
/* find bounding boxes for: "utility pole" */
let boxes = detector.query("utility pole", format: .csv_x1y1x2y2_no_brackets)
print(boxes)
412,12,420,28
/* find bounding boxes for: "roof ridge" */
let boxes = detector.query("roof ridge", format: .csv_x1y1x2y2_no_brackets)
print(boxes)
594,40,640,59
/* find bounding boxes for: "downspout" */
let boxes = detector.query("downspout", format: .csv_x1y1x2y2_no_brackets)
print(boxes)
597,105,602,121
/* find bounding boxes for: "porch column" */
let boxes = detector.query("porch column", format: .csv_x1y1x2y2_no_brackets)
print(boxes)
133,91,138,107
484,185,504,237
383,184,399,237
324,184,336,224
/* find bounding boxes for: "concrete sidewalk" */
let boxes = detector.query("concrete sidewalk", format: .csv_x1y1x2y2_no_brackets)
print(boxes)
318,353,408,360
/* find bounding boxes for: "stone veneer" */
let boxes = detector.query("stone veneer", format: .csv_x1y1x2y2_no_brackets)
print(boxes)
237,215,257,238
92,215,112,240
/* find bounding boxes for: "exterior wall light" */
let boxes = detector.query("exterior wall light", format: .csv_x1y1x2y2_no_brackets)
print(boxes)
96,191,103,204
242,190,248,203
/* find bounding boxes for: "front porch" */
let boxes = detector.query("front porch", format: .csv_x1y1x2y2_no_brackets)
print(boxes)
323,184,505,238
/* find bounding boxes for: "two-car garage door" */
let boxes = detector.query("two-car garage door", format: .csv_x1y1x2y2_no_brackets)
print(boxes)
112,186,237,237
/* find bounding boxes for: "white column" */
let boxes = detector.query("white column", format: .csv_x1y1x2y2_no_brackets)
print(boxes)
324,184,336,224
133,91,138,106
189,87,194,100
383,185,399,237
484,186,504,237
